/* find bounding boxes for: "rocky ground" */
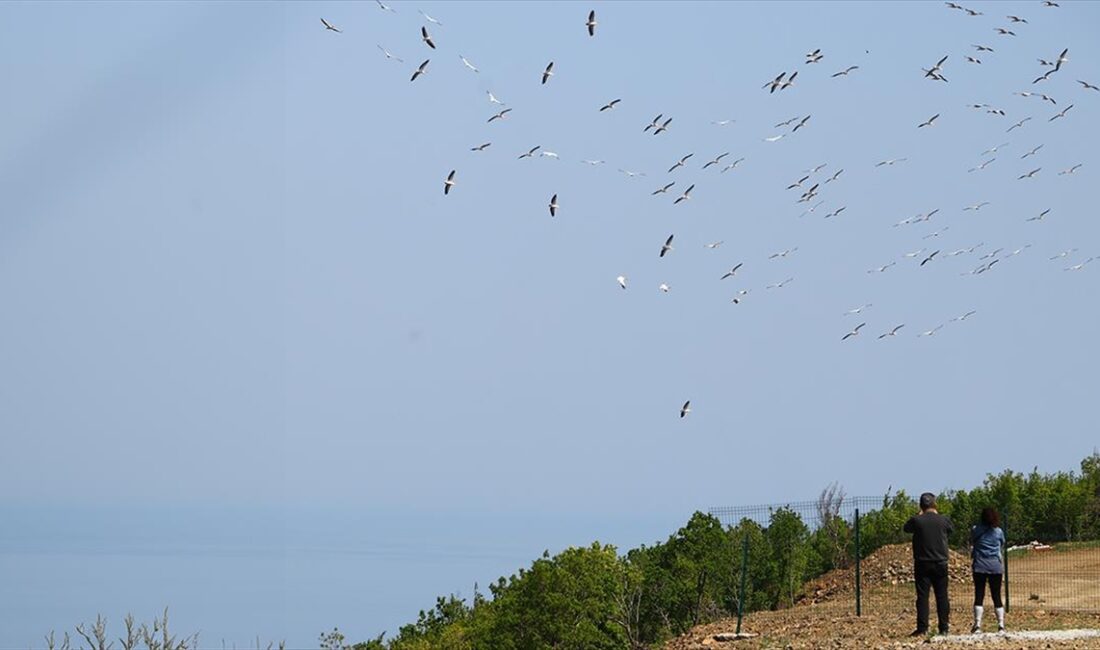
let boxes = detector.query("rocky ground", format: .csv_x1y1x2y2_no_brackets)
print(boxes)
663,544,1100,649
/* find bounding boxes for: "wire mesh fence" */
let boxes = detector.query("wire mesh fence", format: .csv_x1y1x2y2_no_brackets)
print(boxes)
708,491,1100,631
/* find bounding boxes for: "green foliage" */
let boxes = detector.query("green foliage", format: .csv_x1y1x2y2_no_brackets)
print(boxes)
857,490,915,556
338,452,1100,650
466,542,628,650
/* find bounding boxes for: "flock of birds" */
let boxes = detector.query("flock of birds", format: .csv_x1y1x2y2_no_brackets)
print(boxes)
325,1,1094,419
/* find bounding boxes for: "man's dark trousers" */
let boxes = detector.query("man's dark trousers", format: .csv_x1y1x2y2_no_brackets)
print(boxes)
915,561,950,633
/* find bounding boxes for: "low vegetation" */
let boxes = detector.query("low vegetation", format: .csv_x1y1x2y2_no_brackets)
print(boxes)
328,451,1100,649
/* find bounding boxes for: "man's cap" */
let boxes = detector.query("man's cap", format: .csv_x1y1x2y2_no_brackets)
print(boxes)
919,492,937,510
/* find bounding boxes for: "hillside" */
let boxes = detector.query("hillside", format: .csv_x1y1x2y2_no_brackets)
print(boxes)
663,544,1100,649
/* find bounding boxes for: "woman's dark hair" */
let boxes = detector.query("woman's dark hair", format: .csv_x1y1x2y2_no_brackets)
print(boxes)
981,506,1000,528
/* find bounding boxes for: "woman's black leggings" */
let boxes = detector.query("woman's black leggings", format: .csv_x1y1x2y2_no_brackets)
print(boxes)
974,572,1003,608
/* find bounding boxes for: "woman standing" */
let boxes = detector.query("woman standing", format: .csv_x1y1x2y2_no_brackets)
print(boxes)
970,507,1006,634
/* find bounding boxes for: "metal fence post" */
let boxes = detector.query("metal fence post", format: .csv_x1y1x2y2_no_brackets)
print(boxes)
1003,514,1010,613
855,507,862,617
736,534,749,634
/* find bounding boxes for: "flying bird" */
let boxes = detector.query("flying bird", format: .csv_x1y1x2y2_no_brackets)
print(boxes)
805,48,823,64
842,323,866,341
879,325,905,339
1026,208,1052,222
658,283,670,293
673,184,694,204
643,114,664,132
410,59,430,82
702,152,730,169
375,0,396,12
1065,258,1095,272
1059,164,1083,175
769,247,799,259
763,72,787,93
705,241,724,249
320,17,342,32
720,263,744,280
1007,14,1028,23
876,158,908,167
721,158,746,172
443,170,456,195
1007,117,1032,132
995,27,1016,36
487,108,512,123
952,310,978,322
1021,144,1043,158
667,153,694,173
487,91,505,106
832,65,859,77
1049,104,1074,121
599,98,621,111
918,113,940,128
470,142,491,152
548,194,558,217
652,116,673,135
919,325,945,337
973,44,995,52
680,401,691,418
659,234,675,257
586,10,597,36
652,182,676,195
419,9,443,26
377,45,403,62
1017,168,1041,180
792,115,812,132
518,145,541,159
920,250,940,266
421,26,436,49
616,275,627,289
766,278,794,289
541,61,555,84
459,55,479,73
1079,80,1100,91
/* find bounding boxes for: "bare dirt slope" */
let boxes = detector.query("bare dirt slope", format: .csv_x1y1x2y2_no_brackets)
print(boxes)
663,544,1100,649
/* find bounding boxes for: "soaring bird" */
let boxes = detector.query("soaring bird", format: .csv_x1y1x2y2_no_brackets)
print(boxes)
702,152,730,169
1017,168,1041,180
419,10,443,26
680,401,691,418
1054,48,1069,71
842,323,866,341
320,18,342,33
548,194,558,217
952,311,978,322
421,26,436,49
377,45,403,62
769,247,799,259
518,145,541,159
973,44,995,52
704,241,724,249
1059,164,1083,175
410,59,430,82
659,234,675,258
763,72,787,93
766,278,794,289
1007,14,1028,23
487,91,505,105
720,263,743,280
659,283,670,293
668,153,694,173
459,55,479,73
1021,144,1043,158
832,65,859,77
643,114,664,132
652,182,676,196
541,61,555,84
673,184,694,204
599,98,621,111
792,115,812,132
920,250,940,266
652,116,673,135
720,158,746,173
918,113,940,128
805,48,823,64
844,304,872,316
586,10,597,36
470,142,491,152
879,325,905,339
1007,117,1032,132
924,55,949,81
443,170,456,195
995,27,1016,36
487,108,512,123
1049,104,1074,121
1079,80,1100,91
375,0,396,12
919,325,945,337
617,275,627,289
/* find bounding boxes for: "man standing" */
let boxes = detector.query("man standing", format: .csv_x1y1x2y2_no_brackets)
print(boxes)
903,492,955,636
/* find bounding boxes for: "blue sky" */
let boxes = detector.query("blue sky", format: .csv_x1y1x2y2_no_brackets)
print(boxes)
1,0,1099,643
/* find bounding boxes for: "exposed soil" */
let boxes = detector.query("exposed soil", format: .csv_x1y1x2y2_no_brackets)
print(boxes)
662,544,1100,649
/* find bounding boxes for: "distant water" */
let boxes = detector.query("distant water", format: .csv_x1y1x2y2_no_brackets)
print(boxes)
0,505,681,649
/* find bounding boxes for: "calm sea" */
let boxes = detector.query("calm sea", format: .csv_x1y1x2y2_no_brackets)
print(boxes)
0,505,681,649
